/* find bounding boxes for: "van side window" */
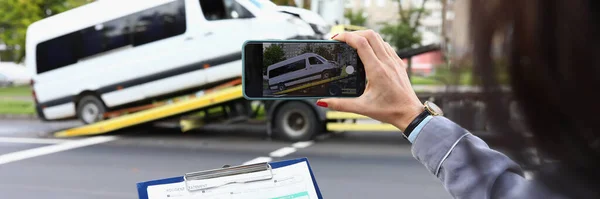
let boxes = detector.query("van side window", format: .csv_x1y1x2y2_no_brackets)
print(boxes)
35,0,186,74
36,32,80,74
200,0,254,20
308,57,323,65
268,59,306,78
292,59,306,71
132,1,187,46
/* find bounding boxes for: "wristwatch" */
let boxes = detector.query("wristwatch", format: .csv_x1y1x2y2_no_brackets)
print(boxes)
402,101,443,139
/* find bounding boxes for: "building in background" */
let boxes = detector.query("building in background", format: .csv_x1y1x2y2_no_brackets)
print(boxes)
343,0,456,46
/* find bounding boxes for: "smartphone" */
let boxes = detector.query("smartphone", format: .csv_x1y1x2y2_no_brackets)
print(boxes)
243,40,366,99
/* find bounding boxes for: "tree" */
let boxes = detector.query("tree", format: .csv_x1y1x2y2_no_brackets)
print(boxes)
263,44,286,71
380,0,429,50
314,46,333,60
0,0,92,62
300,44,312,54
344,9,367,26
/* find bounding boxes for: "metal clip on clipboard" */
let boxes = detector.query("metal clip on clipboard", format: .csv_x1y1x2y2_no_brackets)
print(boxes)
184,162,273,191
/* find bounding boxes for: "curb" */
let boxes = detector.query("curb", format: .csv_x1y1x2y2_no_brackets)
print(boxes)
0,114,38,120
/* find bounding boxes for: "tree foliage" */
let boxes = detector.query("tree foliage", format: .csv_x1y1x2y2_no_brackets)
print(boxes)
0,0,92,62
263,44,286,71
380,0,429,50
344,9,367,26
314,46,333,61
300,44,312,54
272,0,311,9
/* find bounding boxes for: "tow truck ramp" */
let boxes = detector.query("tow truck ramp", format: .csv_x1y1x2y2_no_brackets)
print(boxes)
54,85,243,137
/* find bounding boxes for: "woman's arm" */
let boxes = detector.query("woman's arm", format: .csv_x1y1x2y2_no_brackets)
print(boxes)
316,30,562,199
413,116,560,199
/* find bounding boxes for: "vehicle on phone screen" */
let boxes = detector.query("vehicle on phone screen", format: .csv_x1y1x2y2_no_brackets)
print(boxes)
266,53,340,91
26,0,316,124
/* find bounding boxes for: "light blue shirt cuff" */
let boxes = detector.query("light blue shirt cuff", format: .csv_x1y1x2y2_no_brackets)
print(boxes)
408,115,433,143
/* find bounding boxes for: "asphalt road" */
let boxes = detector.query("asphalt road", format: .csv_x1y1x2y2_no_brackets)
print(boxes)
0,119,451,199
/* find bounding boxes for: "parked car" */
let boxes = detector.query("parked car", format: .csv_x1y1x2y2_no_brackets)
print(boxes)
266,53,340,91
0,74,13,87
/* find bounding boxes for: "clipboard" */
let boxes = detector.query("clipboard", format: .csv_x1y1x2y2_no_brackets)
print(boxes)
137,158,323,199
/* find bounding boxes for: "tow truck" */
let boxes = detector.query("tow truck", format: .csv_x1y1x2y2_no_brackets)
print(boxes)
54,45,442,141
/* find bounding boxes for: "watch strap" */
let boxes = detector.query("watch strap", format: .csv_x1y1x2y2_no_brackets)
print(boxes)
403,109,431,139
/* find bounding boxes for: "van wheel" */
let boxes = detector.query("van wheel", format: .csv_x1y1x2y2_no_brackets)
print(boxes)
278,84,286,91
273,102,321,141
322,71,331,79
77,95,106,124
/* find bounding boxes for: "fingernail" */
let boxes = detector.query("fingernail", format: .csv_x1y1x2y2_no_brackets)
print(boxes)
316,101,328,108
330,33,339,39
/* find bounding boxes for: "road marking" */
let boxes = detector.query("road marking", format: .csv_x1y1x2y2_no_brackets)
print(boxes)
243,157,273,165
292,141,314,148
269,147,297,158
243,139,326,165
0,136,118,165
0,137,71,144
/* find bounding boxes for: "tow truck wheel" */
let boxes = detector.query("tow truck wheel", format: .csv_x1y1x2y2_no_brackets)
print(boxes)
328,85,342,96
76,95,106,124
274,102,320,141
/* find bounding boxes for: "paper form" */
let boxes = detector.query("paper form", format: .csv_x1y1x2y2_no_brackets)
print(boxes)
146,161,318,199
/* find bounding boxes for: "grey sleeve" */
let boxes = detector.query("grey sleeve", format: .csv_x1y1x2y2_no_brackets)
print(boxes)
411,116,562,199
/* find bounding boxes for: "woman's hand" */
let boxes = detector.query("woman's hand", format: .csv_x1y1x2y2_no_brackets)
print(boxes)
317,30,423,131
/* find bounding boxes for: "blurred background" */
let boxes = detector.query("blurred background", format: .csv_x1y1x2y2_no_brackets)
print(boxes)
0,0,513,198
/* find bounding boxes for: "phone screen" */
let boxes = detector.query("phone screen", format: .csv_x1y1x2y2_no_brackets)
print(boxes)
243,41,365,99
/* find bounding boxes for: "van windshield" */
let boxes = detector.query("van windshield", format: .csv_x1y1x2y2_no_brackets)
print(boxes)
308,57,323,65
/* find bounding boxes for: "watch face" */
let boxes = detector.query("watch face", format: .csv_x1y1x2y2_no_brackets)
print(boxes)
426,101,443,116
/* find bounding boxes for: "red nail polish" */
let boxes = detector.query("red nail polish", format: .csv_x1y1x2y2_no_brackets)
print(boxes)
316,101,328,108
330,33,339,39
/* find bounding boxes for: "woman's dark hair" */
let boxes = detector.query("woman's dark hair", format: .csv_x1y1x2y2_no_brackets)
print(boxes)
469,0,600,197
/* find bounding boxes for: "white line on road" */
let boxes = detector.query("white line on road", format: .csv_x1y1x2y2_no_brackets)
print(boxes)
243,157,273,165
0,136,118,165
292,141,314,149
269,147,297,158
243,139,325,165
0,137,71,144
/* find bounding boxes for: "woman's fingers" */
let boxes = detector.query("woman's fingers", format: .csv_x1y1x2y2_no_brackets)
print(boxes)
384,42,406,69
332,32,381,72
352,30,391,62
316,98,363,113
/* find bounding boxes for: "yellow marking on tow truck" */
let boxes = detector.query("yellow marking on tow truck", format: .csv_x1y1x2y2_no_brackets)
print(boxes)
274,75,346,95
326,111,370,119
326,111,398,132
54,85,243,137
326,123,398,131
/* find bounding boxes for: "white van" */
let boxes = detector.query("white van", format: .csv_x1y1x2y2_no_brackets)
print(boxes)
267,53,339,91
26,0,316,123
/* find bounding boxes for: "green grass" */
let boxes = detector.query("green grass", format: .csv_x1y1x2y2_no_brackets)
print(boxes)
0,100,35,115
0,86,31,97
411,76,442,85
